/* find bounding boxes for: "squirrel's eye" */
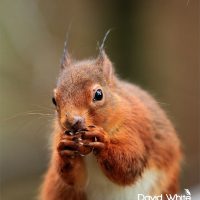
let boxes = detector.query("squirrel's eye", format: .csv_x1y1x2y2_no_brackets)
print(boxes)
52,97,57,106
93,89,103,101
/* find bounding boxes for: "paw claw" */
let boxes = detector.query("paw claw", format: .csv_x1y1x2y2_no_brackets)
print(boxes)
64,130,74,135
88,125,96,128
83,142,90,147
72,137,82,143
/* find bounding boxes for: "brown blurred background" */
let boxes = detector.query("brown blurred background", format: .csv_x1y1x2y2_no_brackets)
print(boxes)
0,0,199,199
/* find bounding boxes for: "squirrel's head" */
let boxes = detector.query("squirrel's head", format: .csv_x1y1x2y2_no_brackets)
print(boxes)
52,50,120,132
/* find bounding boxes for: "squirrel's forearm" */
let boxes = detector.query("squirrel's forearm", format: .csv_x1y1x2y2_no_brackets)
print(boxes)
53,150,88,188
39,164,72,200
49,130,88,187
39,163,86,200
40,147,87,200
96,138,148,186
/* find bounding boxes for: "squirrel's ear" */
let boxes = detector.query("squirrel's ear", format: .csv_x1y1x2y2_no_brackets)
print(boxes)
61,53,72,69
96,50,113,85
60,39,72,69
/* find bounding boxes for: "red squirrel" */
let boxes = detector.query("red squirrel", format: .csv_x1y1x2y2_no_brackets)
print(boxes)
39,36,182,200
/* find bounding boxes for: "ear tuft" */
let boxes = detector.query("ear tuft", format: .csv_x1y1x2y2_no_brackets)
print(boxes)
61,52,72,69
60,38,72,69
60,25,73,69
96,50,113,85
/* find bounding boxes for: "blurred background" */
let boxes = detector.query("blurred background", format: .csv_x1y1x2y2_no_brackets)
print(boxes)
0,0,199,199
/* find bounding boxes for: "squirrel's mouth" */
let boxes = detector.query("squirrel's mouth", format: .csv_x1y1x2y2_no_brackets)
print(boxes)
60,116,87,134
71,121,86,133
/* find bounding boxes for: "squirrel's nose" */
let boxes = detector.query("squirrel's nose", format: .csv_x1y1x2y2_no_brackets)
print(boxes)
72,116,85,131
67,115,85,131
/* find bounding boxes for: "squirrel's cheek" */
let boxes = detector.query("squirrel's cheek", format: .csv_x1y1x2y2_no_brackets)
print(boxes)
59,117,66,127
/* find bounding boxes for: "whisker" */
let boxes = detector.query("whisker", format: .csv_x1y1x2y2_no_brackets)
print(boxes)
26,112,54,116
30,104,55,112
1,110,54,123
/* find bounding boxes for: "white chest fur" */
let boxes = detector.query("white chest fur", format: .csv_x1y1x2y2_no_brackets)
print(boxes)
84,155,161,200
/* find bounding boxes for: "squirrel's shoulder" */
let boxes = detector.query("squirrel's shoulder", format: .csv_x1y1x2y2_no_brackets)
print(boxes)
115,79,156,106
115,79,174,132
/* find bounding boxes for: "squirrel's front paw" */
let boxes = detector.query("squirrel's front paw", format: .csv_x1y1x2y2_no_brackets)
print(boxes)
57,131,93,158
57,134,80,158
82,125,110,154
57,133,88,186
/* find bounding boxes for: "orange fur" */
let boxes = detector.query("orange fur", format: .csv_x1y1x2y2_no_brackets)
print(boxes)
39,52,182,200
